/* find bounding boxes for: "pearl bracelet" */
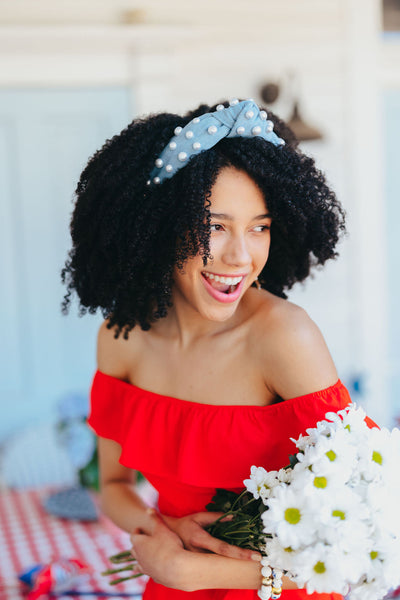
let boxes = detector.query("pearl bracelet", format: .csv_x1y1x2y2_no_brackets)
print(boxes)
257,561,283,600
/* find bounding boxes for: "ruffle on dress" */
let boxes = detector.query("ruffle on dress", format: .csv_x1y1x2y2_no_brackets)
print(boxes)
88,370,354,488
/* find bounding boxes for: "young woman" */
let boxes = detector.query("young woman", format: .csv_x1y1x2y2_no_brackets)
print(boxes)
62,98,349,599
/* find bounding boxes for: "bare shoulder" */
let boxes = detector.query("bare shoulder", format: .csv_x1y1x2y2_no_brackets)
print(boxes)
96,320,141,380
249,291,338,399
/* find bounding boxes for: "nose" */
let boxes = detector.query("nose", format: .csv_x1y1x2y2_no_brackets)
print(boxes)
222,234,251,267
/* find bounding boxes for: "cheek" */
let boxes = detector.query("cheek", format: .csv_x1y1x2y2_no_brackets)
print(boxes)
252,236,271,262
207,235,221,258
173,256,204,288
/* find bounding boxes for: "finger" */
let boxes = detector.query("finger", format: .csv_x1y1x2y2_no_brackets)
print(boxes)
130,528,144,545
211,540,259,561
145,508,172,532
194,530,260,561
130,531,148,559
193,512,231,526
130,530,147,550
135,562,144,574
146,507,158,518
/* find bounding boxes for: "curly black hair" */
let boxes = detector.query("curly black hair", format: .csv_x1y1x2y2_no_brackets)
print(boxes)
61,100,346,338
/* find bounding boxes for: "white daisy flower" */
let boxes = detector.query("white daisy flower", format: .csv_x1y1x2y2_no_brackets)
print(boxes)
291,543,348,595
244,465,279,503
362,547,388,586
290,461,345,500
366,481,400,538
362,528,400,585
264,536,297,574
258,472,281,504
262,485,317,550
318,490,370,559
350,578,390,600
381,537,400,588
304,419,339,444
277,467,292,484
358,427,398,482
304,430,358,482
244,465,268,499
326,403,369,436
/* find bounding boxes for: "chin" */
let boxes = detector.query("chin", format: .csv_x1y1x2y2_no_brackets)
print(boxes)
200,305,238,322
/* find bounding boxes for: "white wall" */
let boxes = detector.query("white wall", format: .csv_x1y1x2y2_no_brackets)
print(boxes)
0,0,397,426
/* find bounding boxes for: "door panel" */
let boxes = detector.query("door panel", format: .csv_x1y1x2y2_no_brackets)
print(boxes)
0,88,132,439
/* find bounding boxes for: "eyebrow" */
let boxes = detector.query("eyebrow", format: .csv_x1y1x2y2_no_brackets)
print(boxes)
210,212,272,220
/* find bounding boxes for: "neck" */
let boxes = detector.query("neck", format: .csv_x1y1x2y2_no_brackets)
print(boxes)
155,291,242,349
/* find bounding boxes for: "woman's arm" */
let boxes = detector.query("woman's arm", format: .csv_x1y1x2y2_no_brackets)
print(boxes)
258,302,339,399
98,436,155,534
181,554,297,592
131,511,298,592
98,436,259,561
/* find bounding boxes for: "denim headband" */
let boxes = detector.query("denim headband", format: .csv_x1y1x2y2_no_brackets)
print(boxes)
148,98,285,186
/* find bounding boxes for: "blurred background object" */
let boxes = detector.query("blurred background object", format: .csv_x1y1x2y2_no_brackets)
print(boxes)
56,391,98,490
0,0,399,489
0,421,77,488
259,72,324,141
383,0,400,31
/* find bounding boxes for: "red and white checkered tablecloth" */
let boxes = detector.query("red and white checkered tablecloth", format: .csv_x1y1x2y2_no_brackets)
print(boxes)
0,488,147,599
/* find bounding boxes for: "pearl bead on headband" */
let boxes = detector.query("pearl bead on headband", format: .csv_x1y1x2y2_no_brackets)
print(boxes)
148,98,285,186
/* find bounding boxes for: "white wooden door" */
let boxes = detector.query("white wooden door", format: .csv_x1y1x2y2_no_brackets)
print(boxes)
0,88,131,439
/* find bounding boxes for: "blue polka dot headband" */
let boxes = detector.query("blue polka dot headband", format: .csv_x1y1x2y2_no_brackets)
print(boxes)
148,98,285,186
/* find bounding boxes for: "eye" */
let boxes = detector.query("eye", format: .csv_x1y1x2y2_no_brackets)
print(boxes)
210,223,224,232
253,225,270,232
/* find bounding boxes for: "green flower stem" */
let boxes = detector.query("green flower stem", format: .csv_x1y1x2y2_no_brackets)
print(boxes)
109,550,135,563
109,572,144,585
208,491,258,526
102,565,136,576
103,555,144,586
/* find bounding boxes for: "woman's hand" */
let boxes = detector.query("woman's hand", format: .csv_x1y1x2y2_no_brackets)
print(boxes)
163,511,261,561
130,509,263,592
130,508,189,590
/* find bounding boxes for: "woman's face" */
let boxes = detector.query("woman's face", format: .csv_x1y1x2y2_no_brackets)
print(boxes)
172,166,272,323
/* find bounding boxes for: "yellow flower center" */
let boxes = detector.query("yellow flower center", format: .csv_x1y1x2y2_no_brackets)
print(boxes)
313,476,328,488
370,551,378,560
332,509,345,520
372,451,383,465
284,508,301,524
326,450,337,461
313,561,326,574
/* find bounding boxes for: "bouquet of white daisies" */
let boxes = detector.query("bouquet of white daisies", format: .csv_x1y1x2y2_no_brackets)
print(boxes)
206,404,400,600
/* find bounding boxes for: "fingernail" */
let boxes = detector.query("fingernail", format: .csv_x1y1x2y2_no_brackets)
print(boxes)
251,553,262,562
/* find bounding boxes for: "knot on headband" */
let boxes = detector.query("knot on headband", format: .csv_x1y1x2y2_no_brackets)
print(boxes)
148,98,285,186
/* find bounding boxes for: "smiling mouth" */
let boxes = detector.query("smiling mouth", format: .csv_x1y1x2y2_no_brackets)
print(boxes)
201,271,244,294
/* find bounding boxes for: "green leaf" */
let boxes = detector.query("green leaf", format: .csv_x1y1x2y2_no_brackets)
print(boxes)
206,489,241,513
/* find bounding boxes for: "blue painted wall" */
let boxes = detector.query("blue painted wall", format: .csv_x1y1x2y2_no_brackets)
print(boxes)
0,88,132,439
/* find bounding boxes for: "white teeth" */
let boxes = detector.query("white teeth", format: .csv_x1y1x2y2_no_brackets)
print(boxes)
203,272,243,285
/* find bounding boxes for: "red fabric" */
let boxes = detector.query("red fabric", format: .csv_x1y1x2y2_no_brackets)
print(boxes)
88,370,355,600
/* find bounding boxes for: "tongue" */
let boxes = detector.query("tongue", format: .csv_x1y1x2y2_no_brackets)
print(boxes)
209,279,230,293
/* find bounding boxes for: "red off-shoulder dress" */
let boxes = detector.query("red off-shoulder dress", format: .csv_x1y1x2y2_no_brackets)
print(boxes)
88,370,353,600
